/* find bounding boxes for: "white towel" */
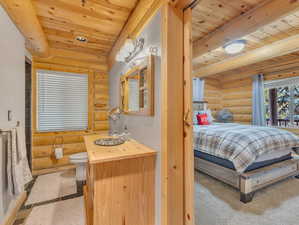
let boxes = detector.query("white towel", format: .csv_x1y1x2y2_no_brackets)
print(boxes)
16,126,32,185
7,127,32,196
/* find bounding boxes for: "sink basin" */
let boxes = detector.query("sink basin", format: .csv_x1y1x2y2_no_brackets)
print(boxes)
94,138,125,146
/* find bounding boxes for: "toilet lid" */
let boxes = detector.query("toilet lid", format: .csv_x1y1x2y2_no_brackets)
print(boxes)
69,152,88,160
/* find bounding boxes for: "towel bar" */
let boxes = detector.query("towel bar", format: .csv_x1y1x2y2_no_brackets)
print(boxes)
0,121,20,133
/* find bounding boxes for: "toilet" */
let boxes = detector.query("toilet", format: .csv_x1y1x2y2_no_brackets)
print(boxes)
69,152,88,181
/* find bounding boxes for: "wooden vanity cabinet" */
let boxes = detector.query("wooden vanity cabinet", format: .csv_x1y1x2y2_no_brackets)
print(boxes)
83,135,157,225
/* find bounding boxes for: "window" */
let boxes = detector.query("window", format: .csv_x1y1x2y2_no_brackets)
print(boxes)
264,77,299,128
37,70,88,132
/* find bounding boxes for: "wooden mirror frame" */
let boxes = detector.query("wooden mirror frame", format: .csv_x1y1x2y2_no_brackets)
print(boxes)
120,55,155,116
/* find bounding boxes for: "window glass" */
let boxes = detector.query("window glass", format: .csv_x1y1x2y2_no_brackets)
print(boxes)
37,70,88,132
276,86,290,121
294,86,299,125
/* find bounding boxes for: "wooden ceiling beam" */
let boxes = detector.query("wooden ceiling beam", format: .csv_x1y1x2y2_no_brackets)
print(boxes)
108,0,165,69
44,28,112,52
0,0,49,57
33,56,108,72
38,16,118,42
193,0,299,61
48,41,107,57
194,34,299,78
48,48,107,64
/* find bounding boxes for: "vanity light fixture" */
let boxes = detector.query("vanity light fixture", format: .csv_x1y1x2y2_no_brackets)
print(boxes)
115,38,145,63
223,39,247,54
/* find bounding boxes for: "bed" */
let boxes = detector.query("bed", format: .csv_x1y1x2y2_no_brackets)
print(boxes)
193,123,299,203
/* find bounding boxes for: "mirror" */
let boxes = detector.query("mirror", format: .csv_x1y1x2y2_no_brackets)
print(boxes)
120,55,154,116
128,73,139,111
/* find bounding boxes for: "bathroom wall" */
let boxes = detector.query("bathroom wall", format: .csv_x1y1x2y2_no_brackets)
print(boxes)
0,6,26,223
109,11,162,225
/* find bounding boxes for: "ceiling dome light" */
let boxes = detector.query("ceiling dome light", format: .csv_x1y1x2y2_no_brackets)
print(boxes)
223,40,246,54
76,36,88,42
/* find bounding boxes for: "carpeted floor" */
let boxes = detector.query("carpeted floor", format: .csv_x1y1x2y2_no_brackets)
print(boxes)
195,171,299,225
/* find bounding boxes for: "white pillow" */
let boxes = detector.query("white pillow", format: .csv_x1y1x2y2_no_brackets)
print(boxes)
206,109,214,123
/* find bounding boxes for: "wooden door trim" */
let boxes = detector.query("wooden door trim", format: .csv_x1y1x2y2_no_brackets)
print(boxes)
183,7,195,225
161,2,194,225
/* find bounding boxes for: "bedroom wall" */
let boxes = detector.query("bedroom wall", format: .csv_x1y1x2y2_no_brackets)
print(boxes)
216,68,299,128
109,11,161,225
0,6,25,223
30,61,109,174
203,78,222,117
220,74,252,124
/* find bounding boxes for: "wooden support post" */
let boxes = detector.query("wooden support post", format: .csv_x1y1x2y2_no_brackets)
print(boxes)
162,1,194,225
162,3,184,225
0,0,49,57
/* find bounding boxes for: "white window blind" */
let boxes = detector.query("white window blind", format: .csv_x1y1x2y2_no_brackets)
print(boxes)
37,70,88,132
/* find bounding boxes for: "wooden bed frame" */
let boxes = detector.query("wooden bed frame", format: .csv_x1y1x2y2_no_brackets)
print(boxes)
195,157,299,203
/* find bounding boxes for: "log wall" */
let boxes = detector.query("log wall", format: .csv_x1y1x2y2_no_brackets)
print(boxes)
216,68,299,125
203,78,222,117
220,74,252,124
31,60,109,175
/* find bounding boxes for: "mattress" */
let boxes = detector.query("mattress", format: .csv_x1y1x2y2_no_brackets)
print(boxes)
194,150,292,172
255,148,292,162
193,123,299,173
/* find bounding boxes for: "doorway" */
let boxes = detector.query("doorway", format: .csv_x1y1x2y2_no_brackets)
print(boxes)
25,57,32,170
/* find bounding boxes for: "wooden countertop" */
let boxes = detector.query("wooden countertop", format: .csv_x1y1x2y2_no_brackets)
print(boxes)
84,135,157,164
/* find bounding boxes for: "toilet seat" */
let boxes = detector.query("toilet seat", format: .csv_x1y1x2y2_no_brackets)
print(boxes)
69,152,88,163
69,152,88,181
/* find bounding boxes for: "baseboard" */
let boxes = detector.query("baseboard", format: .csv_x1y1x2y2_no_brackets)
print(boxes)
1,192,27,225
32,164,76,176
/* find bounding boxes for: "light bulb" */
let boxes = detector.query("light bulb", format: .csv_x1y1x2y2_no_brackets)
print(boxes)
124,39,135,52
116,52,124,62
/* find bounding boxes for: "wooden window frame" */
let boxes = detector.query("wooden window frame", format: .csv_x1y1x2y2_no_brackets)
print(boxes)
266,83,299,128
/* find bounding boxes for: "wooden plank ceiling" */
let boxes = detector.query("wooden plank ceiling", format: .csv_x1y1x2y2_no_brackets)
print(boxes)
192,0,264,41
192,0,299,74
32,0,139,57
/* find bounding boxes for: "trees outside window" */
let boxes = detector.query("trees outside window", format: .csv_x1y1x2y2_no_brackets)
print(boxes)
265,83,299,128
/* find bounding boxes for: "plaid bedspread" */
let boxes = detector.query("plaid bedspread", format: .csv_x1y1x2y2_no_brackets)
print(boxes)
194,123,299,173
